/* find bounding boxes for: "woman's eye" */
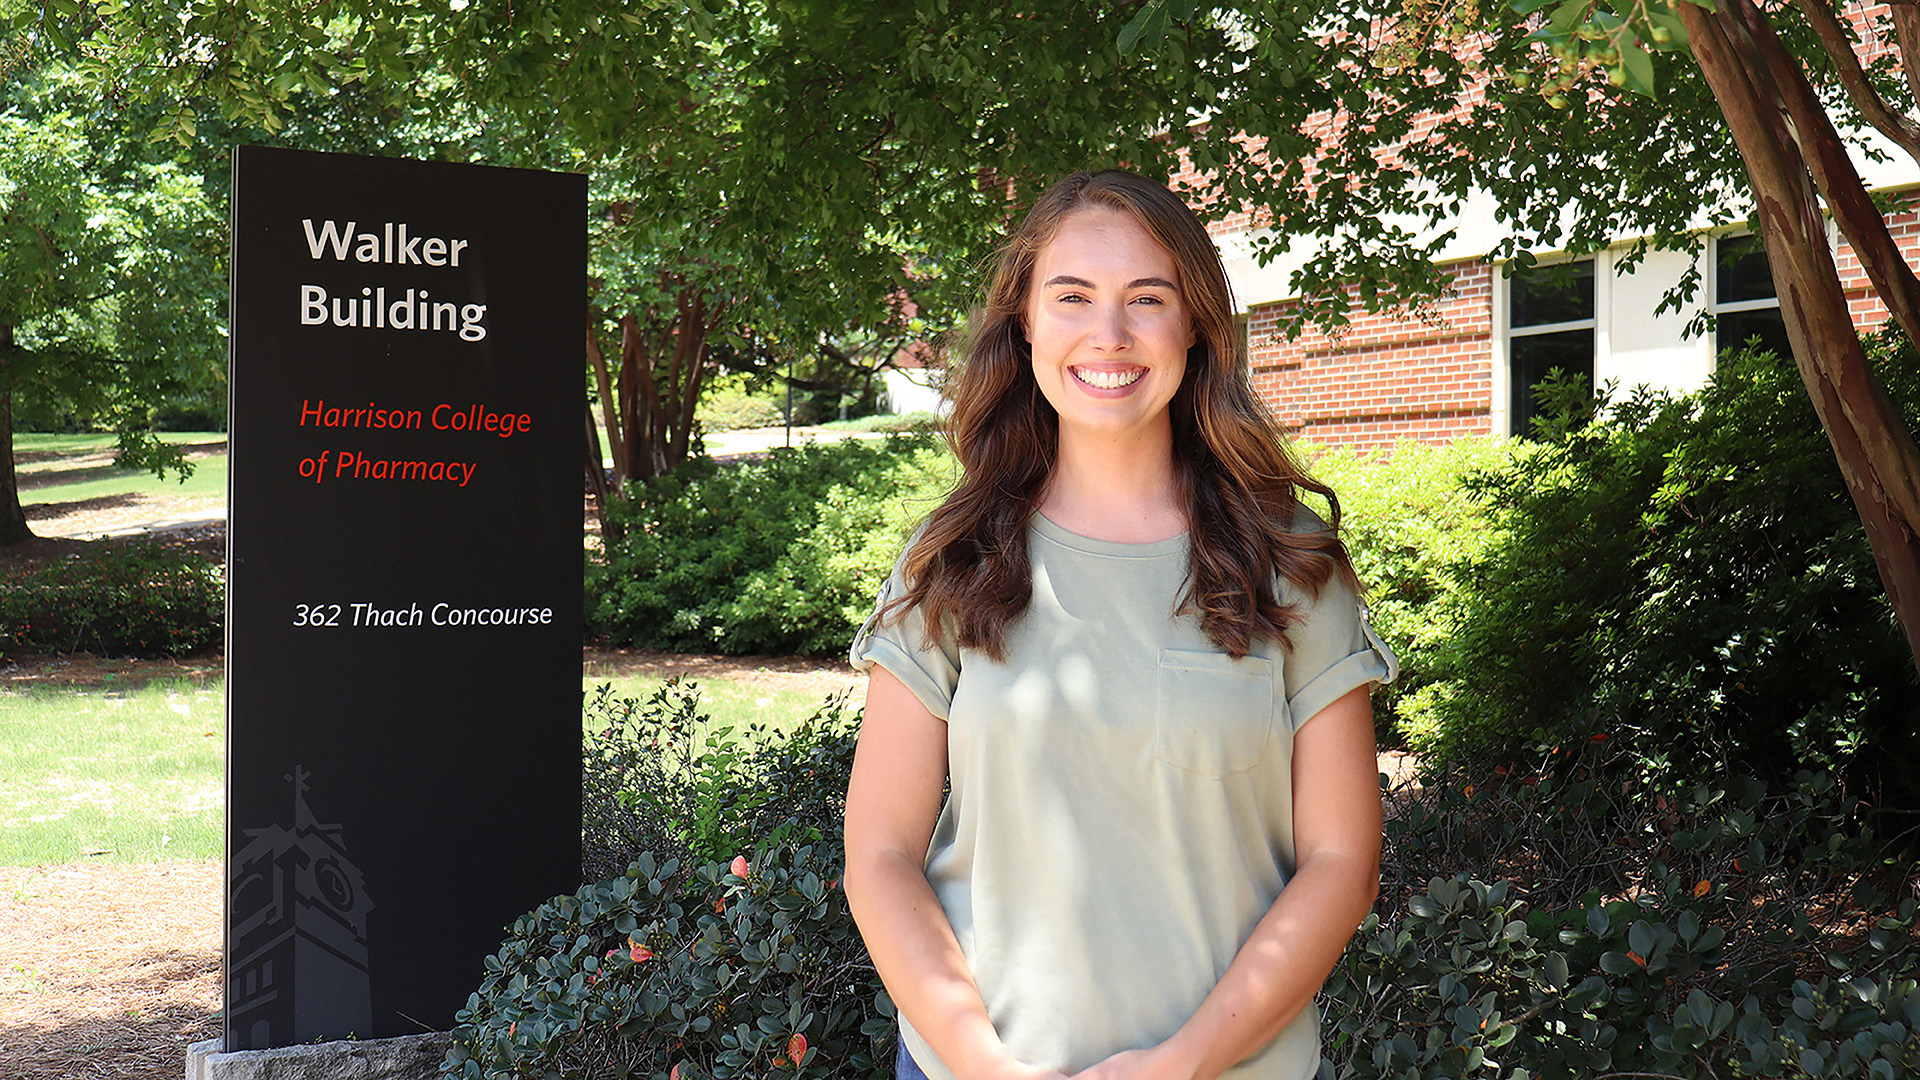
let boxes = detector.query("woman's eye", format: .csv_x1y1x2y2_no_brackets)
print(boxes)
1132,295,1164,306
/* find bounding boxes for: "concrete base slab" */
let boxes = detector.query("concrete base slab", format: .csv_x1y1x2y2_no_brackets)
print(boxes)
186,1033,451,1080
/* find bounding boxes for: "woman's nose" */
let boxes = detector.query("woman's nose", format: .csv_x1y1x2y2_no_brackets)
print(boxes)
1089,302,1132,350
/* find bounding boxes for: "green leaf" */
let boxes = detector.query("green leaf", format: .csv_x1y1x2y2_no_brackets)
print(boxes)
1544,951,1570,989
1119,0,1171,55
1548,0,1591,34
1628,920,1655,958
1688,988,1714,1028
1599,950,1640,975
1619,38,1657,96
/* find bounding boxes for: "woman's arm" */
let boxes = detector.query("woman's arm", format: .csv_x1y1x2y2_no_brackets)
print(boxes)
1074,684,1384,1080
844,665,1069,1080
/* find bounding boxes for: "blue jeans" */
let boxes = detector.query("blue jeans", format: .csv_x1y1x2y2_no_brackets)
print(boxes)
895,1038,934,1080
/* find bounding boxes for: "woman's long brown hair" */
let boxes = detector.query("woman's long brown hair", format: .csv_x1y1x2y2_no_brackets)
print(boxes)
888,170,1356,660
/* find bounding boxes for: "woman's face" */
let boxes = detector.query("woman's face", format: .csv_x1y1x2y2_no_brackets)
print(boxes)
1023,206,1195,447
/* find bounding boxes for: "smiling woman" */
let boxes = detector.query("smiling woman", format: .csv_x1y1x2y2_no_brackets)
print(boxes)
843,170,1398,1080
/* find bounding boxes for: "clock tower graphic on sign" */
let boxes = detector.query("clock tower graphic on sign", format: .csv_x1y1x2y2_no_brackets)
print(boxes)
227,766,376,1047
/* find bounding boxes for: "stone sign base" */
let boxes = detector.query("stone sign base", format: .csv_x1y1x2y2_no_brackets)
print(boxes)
185,1033,451,1080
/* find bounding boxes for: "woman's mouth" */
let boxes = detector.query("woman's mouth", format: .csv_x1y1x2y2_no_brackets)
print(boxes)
1070,366,1145,390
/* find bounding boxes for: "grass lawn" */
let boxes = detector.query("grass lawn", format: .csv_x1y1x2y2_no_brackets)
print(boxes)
15,432,227,506
0,672,843,866
0,680,224,865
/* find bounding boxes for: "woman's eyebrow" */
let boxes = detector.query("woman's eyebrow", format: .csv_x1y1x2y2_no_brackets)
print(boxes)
1040,274,1178,289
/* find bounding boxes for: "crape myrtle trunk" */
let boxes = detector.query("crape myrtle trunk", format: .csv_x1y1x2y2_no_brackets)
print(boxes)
1682,0,1920,675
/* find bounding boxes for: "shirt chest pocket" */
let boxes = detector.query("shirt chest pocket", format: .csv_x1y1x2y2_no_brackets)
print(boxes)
1153,650,1278,778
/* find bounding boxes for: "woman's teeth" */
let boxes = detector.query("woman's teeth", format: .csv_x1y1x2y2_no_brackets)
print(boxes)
1072,367,1144,389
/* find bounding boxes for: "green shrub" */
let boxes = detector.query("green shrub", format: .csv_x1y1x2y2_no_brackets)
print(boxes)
581,681,859,885
444,846,891,1080
451,683,889,1080
1323,740,1920,1079
818,411,945,434
1308,438,1512,747
589,435,954,656
697,387,787,432
0,540,222,656
1401,341,1920,795
465,690,1918,1080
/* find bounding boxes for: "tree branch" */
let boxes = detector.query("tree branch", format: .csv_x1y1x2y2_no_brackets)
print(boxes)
1789,0,1920,161
1891,4,1920,106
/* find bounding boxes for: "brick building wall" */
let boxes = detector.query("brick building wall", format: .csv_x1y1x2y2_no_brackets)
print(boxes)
1838,203,1920,328
1219,202,1920,455
1244,260,1496,454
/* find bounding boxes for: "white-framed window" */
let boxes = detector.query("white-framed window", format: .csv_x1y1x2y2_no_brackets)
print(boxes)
1506,258,1596,438
1712,233,1790,361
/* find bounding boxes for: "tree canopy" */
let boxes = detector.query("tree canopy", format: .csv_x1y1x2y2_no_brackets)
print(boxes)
28,1,1263,509
1112,0,1920,675
7,0,1919,669
0,59,225,543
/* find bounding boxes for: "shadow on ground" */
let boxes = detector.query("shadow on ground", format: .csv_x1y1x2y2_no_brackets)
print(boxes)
0,946,219,1080
22,492,144,519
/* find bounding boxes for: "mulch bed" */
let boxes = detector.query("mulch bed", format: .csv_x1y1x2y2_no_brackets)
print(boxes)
0,861,222,1080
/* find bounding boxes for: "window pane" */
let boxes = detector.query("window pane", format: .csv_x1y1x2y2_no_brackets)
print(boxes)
1511,328,1594,438
1717,307,1792,362
1511,260,1595,327
1716,234,1776,304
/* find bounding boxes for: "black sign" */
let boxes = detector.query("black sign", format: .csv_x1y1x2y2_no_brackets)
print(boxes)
226,146,584,1050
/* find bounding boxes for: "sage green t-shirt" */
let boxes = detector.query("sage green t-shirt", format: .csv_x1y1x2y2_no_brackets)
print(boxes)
849,513,1398,1080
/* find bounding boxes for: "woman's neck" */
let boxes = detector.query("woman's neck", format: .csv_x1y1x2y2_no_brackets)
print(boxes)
1038,427,1185,543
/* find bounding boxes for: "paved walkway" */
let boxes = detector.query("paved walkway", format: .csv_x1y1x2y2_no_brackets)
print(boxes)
56,510,228,541
701,424,891,458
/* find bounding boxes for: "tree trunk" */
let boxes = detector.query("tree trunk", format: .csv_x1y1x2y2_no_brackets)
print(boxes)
619,315,668,480
1683,1,1920,671
0,332,33,546
607,301,723,483
666,290,709,468
584,400,621,543
586,314,627,491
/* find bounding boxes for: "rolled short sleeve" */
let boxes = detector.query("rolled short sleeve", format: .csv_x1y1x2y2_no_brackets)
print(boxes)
1280,574,1400,732
848,555,961,721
